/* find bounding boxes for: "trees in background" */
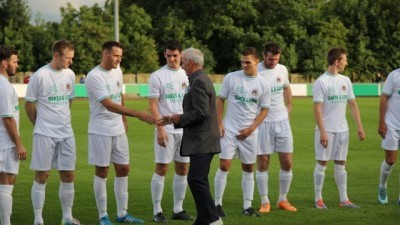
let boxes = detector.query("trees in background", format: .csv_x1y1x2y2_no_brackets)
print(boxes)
1,0,400,81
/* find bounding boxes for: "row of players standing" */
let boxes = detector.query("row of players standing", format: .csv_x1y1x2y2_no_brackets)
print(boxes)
0,38,399,225
149,40,368,224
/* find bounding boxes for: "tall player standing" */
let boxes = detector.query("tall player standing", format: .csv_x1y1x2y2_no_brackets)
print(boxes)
256,42,296,213
0,46,27,225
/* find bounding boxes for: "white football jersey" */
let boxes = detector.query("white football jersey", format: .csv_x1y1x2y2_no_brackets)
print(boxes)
25,64,75,138
258,62,290,122
148,65,188,134
0,75,20,150
219,70,271,134
313,72,355,132
382,68,400,130
85,65,125,136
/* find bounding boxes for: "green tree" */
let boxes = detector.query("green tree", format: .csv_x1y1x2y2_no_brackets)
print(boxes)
58,3,113,74
0,0,34,71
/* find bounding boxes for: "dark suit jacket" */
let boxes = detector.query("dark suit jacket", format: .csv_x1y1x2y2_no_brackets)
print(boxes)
175,69,221,156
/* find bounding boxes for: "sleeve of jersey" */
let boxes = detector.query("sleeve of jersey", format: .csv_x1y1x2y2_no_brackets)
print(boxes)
148,73,160,99
218,74,230,99
0,84,15,118
86,73,109,102
69,71,76,100
24,72,39,102
346,78,356,100
283,66,290,87
382,72,394,96
260,81,271,109
312,80,324,103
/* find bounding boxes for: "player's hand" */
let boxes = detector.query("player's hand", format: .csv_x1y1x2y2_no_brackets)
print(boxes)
320,131,328,148
157,128,168,147
236,127,252,140
378,121,387,139
137,111,155,124
16,144,27,161
219,123,225,138
358,128,366,141
158,116,173,126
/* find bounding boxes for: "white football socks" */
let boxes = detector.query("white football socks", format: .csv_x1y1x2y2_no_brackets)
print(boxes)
242,171,254,209
31,181,46,224
114,176,128,218
173,173,187,213
94,176,107,219
0,185,13,225
151,173,165,215
256,170,270,204
214,169,228,206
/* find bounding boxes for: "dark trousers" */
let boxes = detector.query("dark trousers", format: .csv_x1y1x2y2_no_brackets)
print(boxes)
188,153,220,225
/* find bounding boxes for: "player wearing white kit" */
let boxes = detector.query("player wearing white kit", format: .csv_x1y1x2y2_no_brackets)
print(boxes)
377,68,400,205
214,47,271,217
148,39,192,223
313,47,365,209
256,42,296,213
0,46,27,225
25,40,80,225
85,41,154,225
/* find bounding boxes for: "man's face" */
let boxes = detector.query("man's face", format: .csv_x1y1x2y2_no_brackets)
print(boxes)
6,54,19,76
164,49,182,70
55,49,74,69
241,55,259,76
263,52,280,69
104,47,123,69
336,54,348,72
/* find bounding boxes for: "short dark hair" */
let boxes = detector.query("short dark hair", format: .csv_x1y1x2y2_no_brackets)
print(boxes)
52,39,74,56
102,41,123,51
327,47,347,65
263,42,281,55
0,46,18,62
241,47,260,60
164,39,182,52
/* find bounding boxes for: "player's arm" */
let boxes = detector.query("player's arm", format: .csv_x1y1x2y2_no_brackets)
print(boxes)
24,101,37,125
121,94,128,132
100,97,155,124
348,99,365,141
216,97,225,138
378,94,390,139
314,102,328,148
283,85,293,116
3,117,27,160
149,98,168,147
237,108,268,140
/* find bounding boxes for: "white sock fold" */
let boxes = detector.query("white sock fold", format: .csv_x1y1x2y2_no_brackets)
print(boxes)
31,181,46,224
278,169,293,202
151,173,165,215
256,170,269,204
214,169,228,206
0,185,13,225
379,160,394,188
242,171,254,209
114,176,128,218
173,173,187,213
334,164,348,202
314,164,326,201
59,182,74,222
94,176,107,219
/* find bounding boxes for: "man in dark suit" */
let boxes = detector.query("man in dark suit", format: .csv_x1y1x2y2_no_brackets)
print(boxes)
160,47,222,225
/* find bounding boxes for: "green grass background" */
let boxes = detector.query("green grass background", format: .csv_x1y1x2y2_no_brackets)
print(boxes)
11,97,399,225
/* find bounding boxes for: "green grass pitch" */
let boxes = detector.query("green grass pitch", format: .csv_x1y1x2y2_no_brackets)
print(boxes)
11,97,399,225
